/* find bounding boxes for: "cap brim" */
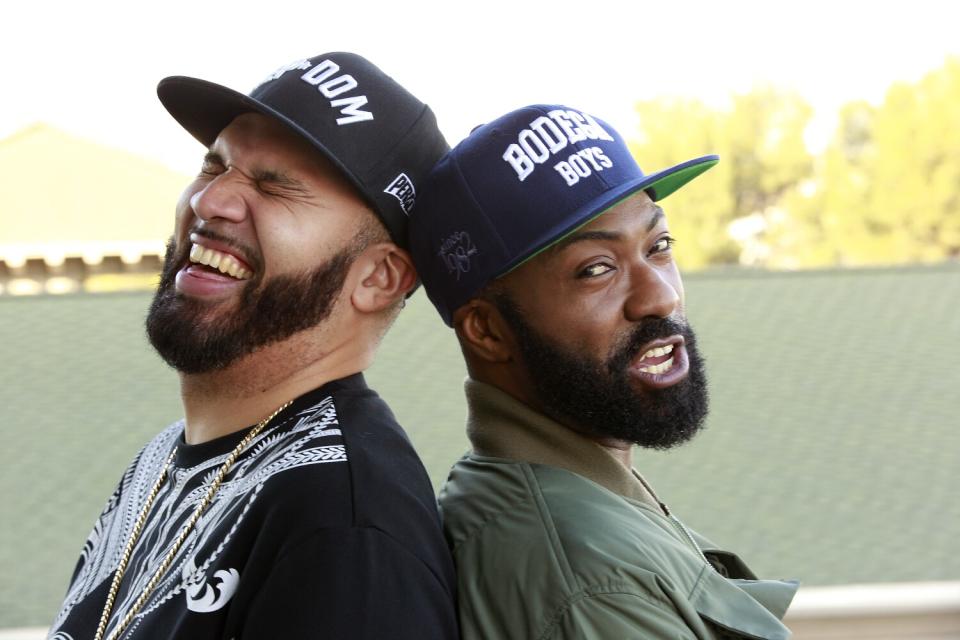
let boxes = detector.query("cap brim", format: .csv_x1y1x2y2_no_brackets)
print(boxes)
501,154,719,276
642,154,720,202
156,76,369,208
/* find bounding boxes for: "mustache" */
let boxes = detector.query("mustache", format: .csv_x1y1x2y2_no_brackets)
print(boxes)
608,316,691,372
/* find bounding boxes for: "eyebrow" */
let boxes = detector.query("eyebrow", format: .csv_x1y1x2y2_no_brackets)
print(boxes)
551,205,667,253
552,229,623,254
646,205,666,231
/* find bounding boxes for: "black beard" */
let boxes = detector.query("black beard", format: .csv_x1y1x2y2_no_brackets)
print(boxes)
146,237,359,374
493,294,709,449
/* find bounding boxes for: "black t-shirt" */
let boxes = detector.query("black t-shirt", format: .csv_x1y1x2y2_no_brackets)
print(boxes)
50,374,459,639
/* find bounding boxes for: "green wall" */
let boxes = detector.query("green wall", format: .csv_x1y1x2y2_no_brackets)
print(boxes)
2,264,958,627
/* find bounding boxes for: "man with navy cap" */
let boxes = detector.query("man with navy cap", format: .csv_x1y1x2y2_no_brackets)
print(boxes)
409,105,797,639
49,53,458,639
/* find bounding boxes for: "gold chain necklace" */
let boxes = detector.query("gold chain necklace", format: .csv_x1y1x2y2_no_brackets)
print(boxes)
94,401,292,640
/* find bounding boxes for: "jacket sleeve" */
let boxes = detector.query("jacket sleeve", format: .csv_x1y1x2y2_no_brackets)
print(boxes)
241,525,458,639
543,590,703,640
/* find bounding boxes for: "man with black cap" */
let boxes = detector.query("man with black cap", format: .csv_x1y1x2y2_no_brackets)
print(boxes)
409,105,798,639
49,52,458,640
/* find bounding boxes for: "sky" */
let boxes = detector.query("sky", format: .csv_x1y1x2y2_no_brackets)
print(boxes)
2,0,958,175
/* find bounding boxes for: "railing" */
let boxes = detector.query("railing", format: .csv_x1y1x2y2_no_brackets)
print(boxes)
785,581,960,639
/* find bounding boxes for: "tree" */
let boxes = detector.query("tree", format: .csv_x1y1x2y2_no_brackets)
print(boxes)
770,56,960,267
864,57,960,263
630,87,814,269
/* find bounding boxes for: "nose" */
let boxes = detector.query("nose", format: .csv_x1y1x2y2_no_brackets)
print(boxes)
189,171,248,224
624,262,682,322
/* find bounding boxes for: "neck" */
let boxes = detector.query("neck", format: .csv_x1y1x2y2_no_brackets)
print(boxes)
179,327,374,444
464,378,661,510
474,366,637,472
590,435,634,469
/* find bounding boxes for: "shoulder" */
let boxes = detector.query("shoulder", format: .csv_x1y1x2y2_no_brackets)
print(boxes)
442,457,796,640
439,454,541,550
441,457,706,634
441,455,682,576
269,376,452,581
323,377,437,509
248,381,429,526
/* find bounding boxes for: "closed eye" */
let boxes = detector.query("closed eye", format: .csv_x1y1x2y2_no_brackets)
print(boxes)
199,153,225,177
252,170,312,200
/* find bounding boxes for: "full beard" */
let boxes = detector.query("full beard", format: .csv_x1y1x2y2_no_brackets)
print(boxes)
493,293,709,449
146,237,359,374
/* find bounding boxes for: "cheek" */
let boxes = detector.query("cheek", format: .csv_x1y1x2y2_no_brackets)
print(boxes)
535,303,618,356
259,217,353,274
173,182,202,238
668,265,686,309
512,279,618,354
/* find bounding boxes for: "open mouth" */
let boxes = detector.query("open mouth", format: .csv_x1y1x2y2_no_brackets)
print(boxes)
629,336,689,389
188,242,253,280
635,343,676,375
174,234,256,298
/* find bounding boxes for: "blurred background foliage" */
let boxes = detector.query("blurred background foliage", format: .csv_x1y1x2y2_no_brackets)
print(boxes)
630,57,960,270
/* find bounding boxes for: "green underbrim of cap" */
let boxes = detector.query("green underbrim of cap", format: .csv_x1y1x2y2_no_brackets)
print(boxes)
504,155,719,276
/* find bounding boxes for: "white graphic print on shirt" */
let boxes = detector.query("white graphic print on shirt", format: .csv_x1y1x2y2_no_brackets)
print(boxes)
51,395,346,636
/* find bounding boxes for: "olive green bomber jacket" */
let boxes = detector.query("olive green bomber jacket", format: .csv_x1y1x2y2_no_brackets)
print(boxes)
439,380,798,639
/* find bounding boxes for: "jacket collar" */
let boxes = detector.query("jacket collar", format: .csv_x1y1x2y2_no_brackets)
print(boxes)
465,378,663,511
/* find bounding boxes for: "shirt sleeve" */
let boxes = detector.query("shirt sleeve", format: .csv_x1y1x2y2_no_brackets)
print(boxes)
543,589,702,640
241,525,458,640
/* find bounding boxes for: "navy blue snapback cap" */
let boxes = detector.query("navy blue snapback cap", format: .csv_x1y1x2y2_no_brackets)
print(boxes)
408,104,719,326
157,52,449,248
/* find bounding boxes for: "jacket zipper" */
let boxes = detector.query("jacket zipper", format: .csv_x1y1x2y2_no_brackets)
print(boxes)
659,502,712,568
634,472,715,572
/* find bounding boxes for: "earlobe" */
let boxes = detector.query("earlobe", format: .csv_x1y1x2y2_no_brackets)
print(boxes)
351,244,417,313
454,301,514,364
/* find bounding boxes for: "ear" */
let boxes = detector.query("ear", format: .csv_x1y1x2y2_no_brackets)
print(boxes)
453,298,515,364
350,243,418,313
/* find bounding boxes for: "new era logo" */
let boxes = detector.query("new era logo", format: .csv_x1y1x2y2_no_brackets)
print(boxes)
384,173,416,214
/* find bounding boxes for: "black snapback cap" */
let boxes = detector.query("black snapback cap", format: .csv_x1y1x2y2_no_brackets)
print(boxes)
157,52,449,248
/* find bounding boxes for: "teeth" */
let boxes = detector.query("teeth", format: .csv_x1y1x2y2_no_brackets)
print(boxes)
638,356,674,375
639,343,674,360
188,243,251,280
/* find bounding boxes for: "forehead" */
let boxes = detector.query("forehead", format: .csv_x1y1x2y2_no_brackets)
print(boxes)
212,112,361,194
213,113,328,169
541,191,665,259
572,191,663,235
498,191,665,280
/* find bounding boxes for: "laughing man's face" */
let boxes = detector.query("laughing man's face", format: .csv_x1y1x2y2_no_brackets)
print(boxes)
146,112,373,374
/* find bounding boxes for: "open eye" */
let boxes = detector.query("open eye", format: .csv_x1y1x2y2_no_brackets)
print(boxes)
650,236,676,255
578,262,615,278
